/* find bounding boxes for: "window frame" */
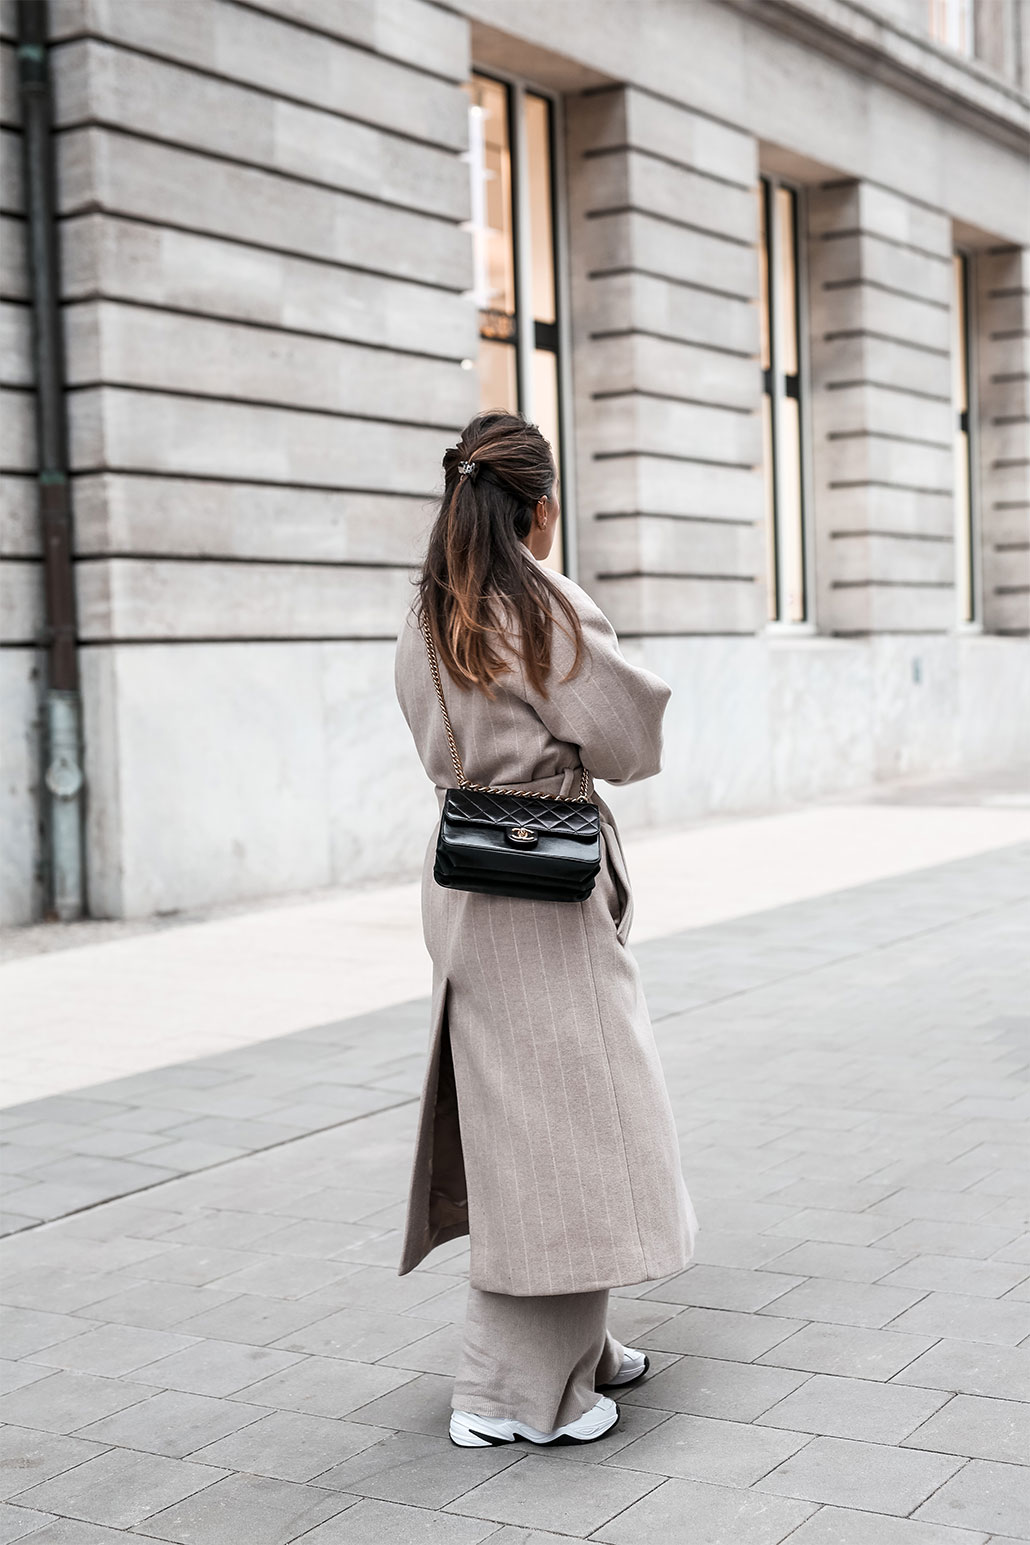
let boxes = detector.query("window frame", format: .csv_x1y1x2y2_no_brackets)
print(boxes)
952,247,982,631
466,66,578,582
760,171,817,635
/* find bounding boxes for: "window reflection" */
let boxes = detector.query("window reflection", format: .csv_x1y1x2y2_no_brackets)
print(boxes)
532,348,564,573
465,73,566,575
759,176,807,624
928,0,974,55
953,252,976,624
525,93,556,328
466,75,516,411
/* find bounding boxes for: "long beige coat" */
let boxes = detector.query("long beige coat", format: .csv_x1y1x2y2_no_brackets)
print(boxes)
394,554,699,1295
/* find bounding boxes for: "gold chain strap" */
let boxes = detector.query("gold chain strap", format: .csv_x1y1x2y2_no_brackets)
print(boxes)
420,613,590,804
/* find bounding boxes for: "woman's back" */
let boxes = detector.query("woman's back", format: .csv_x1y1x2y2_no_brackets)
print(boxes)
396,553,671,799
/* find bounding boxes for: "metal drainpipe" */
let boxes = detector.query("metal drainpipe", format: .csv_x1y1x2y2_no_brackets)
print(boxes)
17,0,86,921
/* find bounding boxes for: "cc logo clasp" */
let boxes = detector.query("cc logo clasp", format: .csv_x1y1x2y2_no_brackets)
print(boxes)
507,826,537,846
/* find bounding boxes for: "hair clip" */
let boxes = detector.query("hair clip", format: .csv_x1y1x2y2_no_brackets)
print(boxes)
458,459,478,478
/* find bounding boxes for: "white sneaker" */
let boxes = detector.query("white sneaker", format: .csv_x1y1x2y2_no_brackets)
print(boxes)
450,1393,620,1448
599,1347,650,1388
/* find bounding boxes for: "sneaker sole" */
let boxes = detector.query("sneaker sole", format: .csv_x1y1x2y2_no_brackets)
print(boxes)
598,1354,650,1390
450,1405,621,1448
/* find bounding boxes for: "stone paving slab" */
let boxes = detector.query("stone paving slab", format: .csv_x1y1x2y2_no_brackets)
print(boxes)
3,843,1028,1238
0,843,1028,1542
7,770,1029,1113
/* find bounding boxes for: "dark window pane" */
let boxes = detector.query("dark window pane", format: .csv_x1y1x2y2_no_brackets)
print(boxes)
758,184,771,375
762,391,778,622
953,252,975,624
776,186,798,378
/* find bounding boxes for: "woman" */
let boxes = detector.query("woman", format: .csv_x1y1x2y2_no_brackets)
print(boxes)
394,410,698,1448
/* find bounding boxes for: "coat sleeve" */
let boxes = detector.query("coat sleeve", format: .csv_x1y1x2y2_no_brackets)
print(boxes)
507,578,673,786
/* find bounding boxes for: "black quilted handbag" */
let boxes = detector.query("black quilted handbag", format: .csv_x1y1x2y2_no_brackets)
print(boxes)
421,614,602,902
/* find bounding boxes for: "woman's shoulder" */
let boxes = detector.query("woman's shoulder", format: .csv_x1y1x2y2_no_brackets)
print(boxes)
394,595,424,684
396,594,424,643
529,557,609,627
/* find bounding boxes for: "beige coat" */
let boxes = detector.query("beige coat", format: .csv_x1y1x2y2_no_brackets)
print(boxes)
394,554,699,1295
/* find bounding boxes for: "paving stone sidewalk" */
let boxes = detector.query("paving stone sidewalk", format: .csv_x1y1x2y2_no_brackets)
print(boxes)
1,843,1028,1544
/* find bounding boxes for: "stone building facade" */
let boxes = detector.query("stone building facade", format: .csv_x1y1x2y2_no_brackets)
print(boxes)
2,0,1028,922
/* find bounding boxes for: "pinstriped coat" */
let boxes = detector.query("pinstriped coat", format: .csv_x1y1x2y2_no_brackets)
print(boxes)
394,553,699,1295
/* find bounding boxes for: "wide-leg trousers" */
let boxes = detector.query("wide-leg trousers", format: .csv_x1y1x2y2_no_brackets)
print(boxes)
452,1285,626,1434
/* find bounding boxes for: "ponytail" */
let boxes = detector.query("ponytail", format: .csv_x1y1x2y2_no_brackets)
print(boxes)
417,411,583,698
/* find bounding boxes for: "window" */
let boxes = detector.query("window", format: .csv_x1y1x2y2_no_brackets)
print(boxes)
464,71,568,573
928,0,974,54
759,175,808,625
952,251,978,625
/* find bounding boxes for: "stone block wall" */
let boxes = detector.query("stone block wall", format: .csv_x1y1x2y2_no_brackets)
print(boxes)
4,0,478,919
807,179,957,635
3,0,1028,923
565,86,766,638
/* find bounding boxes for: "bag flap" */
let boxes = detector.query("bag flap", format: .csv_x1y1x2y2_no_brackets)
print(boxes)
444,787,600,840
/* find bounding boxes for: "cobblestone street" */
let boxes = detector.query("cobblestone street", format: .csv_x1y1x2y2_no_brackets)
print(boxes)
2,839,1029,1544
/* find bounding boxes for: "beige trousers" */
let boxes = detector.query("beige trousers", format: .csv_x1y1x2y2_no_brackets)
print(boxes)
451,1285,626,1433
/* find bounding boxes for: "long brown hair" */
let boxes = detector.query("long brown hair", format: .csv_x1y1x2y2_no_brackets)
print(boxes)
417,411,584,698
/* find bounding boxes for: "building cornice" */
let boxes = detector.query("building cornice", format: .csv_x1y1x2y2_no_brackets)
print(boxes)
724,0,1030,156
